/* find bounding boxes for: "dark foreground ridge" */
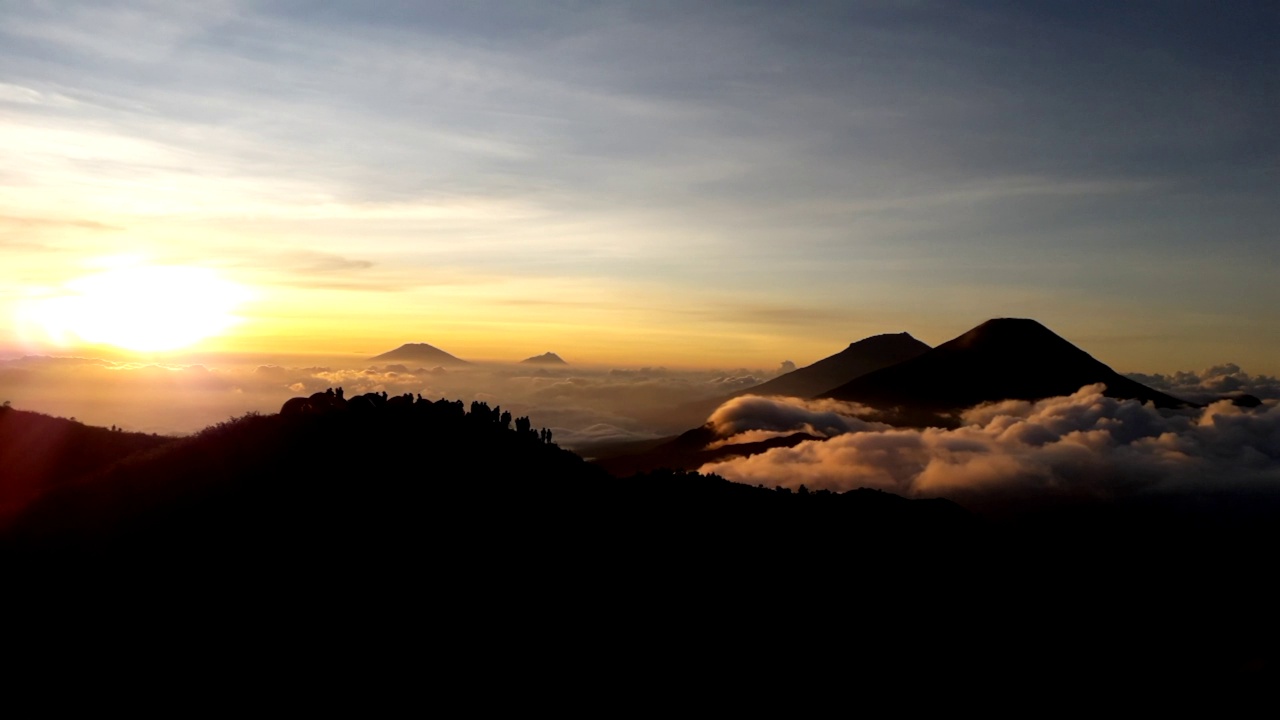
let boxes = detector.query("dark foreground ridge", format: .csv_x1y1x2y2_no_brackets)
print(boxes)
2,394,977,561
0,406,176,525
2,395,1275,678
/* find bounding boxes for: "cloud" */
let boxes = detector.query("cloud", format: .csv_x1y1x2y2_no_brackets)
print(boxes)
701,384,1280,514
706,395,885,441
0,215,119,232
290,252,374,273
1126,365,1280,404
2,1,1275,370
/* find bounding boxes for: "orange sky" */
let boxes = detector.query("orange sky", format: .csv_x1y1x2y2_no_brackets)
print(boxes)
2,3,1276,376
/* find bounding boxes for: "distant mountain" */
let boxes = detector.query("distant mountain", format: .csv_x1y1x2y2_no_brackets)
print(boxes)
820,318,1190,417
370,343,469,365
739,332,930,399
522,352,567,365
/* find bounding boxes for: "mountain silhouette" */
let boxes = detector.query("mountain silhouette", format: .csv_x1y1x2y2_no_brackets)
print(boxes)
1,396,977,572
521,352,567,365
820,318,1190,417
656,331,934,433
739,332,930,399
369,342,469,365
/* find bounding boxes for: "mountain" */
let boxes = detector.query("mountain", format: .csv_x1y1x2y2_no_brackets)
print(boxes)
1,398,977,570
737,332,930,399
521,352,567,365
369,343,469,365
820,318,1190,417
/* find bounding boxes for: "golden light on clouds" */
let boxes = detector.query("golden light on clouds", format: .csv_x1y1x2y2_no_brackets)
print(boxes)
16,263,251,353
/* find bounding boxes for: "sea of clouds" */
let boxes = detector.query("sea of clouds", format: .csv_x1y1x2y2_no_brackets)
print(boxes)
700,376,1280,513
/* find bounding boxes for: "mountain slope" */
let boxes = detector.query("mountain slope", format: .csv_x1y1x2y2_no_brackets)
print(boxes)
820,318,1190,413
738,332,930,399
0,406,175,524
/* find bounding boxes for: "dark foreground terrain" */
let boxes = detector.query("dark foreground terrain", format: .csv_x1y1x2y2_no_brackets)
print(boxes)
2,398,1276,682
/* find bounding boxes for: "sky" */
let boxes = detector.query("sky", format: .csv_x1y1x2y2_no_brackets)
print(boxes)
1,1,1277,374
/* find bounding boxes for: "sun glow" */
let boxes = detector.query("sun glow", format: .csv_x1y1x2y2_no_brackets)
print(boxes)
19,264,251,353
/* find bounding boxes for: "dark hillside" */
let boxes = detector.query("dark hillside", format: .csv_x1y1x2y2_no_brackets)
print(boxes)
0,406,174,524
4,398,597,558
3,395,1274,676
3,396,979,569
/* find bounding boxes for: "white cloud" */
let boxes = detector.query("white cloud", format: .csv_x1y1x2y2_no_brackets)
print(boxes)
701,384,1280,514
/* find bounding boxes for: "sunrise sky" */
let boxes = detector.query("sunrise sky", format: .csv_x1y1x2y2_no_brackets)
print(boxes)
2,2,1276,372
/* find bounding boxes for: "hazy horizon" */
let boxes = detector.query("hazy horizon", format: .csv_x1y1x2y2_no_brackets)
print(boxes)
3,322,1277,448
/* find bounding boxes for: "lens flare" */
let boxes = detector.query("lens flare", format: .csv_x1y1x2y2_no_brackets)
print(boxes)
18,265,250,352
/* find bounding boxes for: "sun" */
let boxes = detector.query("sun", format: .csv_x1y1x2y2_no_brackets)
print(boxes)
21,264,251,353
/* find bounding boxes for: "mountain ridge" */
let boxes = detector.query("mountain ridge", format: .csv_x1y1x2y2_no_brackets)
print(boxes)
820,318,1190,415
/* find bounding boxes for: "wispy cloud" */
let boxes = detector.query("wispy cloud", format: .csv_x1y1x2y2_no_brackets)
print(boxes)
0,2,1275,370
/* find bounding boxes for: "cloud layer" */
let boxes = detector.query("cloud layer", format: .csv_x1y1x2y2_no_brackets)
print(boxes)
700,384,1280,513
1126,364,1280,404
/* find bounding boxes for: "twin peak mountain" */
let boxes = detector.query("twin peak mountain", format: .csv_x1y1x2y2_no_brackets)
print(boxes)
599,318,1190,476
694,317,1188,428
819,318,1185,412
